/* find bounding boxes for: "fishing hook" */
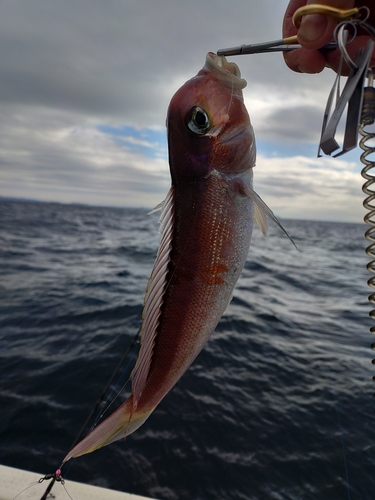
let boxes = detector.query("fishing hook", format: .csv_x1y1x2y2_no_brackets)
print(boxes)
39,470,64,500
39,469,64,485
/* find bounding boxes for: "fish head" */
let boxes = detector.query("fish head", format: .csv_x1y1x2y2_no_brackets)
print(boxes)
167,52,256,182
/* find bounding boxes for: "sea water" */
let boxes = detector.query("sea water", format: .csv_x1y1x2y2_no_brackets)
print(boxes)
0,199,374,500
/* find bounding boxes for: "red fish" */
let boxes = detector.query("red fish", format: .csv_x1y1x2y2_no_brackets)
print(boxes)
62,52,273,464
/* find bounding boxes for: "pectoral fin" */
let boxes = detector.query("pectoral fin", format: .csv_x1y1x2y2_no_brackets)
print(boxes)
254,203,268,238
238,182,298,250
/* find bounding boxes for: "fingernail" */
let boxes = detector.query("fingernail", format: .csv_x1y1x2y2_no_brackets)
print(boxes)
299,13,328,42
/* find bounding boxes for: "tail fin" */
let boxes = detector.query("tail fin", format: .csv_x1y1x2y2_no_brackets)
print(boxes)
62,398,154,465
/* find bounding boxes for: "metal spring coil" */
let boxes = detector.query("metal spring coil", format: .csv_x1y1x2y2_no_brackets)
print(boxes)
359,87,375,360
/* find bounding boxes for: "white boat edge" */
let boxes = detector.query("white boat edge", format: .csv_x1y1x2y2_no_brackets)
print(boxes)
0,464,158,500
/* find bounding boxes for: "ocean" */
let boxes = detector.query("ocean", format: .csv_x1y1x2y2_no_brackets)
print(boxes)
0,199,374,500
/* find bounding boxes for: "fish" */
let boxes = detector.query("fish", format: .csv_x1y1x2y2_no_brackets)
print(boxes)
62,52,283,465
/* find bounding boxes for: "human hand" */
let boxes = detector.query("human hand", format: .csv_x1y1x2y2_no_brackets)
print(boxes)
282,0,375,74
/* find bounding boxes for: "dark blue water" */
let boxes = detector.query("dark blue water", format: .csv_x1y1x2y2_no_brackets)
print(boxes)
0,199,374,500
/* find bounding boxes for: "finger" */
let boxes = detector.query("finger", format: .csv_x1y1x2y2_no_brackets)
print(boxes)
283,0,307,38
283,47,327,73
297,0,355,49
298,14,338,48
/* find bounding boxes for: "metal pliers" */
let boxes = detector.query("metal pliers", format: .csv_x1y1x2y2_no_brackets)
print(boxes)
217,4,374,157
217,4,364,56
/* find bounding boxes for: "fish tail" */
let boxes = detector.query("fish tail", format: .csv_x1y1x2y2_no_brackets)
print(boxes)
61,397,154,465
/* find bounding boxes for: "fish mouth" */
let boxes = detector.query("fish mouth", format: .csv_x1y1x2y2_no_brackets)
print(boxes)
204,52,247,90
219,123,253,144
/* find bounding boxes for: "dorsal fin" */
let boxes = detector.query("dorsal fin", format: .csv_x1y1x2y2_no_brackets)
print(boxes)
147,199,165,215
130,186,175,408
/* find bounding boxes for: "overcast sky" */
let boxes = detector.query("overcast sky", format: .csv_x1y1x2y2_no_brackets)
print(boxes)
0,0,369,222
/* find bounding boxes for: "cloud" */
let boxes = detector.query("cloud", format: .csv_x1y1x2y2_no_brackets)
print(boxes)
0,105,170,207
0,0,297,125
1,99,364,222
254,154,365,222
244,73,337,147
256,104,324,143
0,0,367,222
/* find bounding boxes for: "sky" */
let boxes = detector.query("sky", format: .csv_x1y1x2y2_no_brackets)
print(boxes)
0,0,371,222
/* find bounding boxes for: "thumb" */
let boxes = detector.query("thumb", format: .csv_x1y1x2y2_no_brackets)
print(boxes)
298,12,338,48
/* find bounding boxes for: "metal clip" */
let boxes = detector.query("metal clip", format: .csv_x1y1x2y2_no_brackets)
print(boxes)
318,27,375,157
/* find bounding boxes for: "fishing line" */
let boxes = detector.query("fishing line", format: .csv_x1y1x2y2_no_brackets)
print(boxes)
92,372,132,426
39,327,141,500
12,481,41,500
226,68,235,115
71,327,141,442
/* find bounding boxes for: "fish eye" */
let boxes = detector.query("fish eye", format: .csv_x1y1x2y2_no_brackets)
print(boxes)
186,106,211,135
